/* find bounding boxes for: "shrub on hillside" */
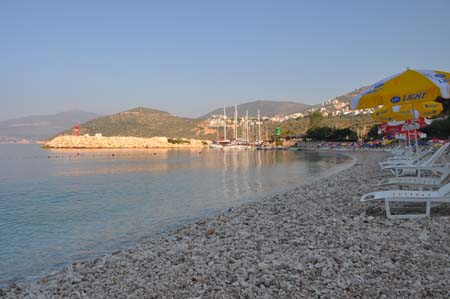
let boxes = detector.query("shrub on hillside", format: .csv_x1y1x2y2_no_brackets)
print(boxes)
306,127,357,141
167,138,191,144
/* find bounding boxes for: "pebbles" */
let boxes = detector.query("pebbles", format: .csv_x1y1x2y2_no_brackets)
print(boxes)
2,151,450,298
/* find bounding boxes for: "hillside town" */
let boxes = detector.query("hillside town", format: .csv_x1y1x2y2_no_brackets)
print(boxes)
206,96,375,127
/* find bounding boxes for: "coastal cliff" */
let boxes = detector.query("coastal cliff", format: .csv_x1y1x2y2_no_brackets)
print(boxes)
44,135,209,148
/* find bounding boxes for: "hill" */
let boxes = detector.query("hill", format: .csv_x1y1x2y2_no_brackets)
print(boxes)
0,109,100,142
266,115,374,138
262,87,374,138
51,87,371,141
200,100,311,119
62,107,214,139
309,86,369,115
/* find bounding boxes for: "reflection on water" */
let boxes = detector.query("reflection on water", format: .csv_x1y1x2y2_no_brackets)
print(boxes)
0,145,351,286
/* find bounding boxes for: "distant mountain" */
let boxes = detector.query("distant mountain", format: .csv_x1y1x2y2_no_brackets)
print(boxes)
0,109,100,142
200,100,311,119
60,107,213,139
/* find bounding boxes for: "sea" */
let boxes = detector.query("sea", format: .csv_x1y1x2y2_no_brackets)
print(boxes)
0,144,352,287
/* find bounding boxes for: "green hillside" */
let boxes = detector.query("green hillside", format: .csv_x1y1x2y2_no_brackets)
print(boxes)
265,115,374,138
56,86,374,141
60,107,214,139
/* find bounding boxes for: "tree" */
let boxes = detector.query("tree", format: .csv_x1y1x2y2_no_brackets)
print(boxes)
420,117,450,138
283,129,294,138
436,97,450,116
306,126,357,141
309,111,324,128
306,126,333,140
331,128,358,141
366,124,383,140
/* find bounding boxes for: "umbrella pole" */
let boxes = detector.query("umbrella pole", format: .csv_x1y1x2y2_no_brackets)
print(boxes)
414,128,419,157
406,130,412,160
408,130,412,160
412,102,419,158
405,130,409,159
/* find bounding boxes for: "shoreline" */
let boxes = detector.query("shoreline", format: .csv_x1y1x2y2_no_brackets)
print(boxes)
2,150,450,298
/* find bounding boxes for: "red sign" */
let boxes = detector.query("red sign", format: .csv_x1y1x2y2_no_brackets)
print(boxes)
378,118,428,136
74,125,79,136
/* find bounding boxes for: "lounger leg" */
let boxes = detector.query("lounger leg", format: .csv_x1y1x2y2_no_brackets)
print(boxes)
385,200,430,219
385,200,393,219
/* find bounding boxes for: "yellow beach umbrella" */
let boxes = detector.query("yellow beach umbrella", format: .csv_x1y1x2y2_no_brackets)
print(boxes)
350,69,450,110
372,101,443,123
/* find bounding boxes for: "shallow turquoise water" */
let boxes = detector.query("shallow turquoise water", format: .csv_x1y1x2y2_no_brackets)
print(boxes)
0,144,351,286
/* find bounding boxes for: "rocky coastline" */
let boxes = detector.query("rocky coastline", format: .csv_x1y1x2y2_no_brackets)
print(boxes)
43,136,210,149
2,151,450,298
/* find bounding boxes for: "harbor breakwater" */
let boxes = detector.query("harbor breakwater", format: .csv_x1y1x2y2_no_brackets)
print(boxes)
43,136,210,149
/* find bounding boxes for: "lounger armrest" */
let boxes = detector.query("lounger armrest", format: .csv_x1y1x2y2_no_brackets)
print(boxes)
360,191,391,202
361,193,376,202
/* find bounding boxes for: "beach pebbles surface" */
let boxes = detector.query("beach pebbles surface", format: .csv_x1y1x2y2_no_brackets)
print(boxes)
2,151,450,298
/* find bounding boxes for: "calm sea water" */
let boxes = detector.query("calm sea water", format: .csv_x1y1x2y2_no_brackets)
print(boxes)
0,144,352,286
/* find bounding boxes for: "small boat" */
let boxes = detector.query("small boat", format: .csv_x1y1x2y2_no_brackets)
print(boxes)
209,143,224,149
223,144,250,150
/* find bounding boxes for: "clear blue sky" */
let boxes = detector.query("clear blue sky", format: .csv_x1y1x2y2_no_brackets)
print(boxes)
2,0,450,120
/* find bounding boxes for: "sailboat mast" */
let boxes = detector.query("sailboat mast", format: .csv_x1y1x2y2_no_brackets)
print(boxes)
216,121,219,140
257,109,261,144
242,117,245,142
265,123,268,141
234,104,238,141
246,110,249,143
223,107,227,141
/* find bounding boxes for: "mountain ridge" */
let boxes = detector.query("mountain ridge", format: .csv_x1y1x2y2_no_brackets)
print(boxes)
0,109,100,142
8,86,370,142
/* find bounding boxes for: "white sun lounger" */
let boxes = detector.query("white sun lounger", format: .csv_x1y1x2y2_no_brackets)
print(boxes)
378,169,450,190
381,143,448,168
379,147,432,167
361,181,450,219
386,145,405,155
378,148,433,166
382,143,450,175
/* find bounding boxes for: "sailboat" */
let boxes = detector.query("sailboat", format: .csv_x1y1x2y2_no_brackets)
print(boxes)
209,107,230,149
230,106,259,150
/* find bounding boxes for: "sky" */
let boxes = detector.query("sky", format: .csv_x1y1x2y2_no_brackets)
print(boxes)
1,0,450,120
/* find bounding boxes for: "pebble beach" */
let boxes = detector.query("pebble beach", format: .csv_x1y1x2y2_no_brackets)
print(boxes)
2,151,450,299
